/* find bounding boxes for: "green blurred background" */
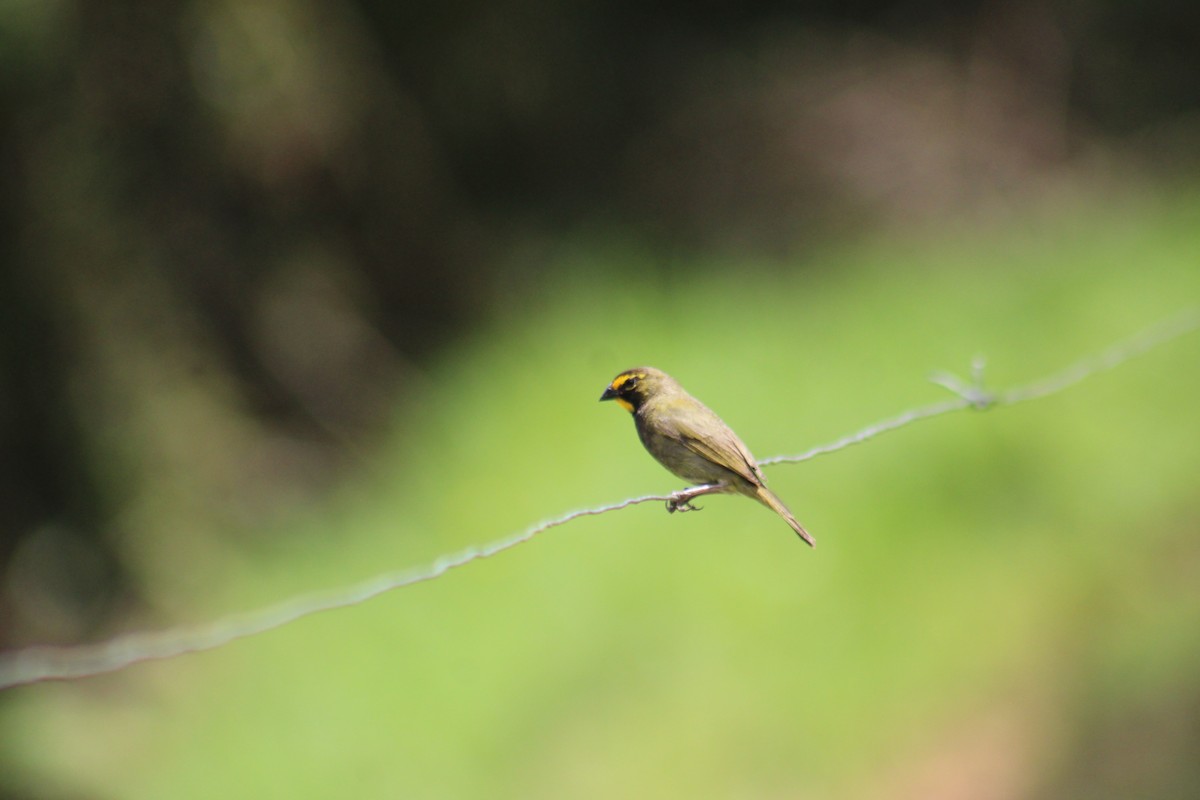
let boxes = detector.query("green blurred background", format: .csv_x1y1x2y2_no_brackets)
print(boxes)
2,1,1199,798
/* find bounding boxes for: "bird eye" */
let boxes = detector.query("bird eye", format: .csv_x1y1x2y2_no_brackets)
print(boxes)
622,376,638,392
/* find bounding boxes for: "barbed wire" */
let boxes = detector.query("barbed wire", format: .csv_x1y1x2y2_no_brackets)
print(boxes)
2,308,1196,690
763,307,1200,466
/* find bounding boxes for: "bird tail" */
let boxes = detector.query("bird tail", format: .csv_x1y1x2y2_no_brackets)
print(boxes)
755,485,816,547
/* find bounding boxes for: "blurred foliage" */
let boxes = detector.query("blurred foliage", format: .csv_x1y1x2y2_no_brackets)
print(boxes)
1,0,1199,796
2,0,1199,638
1,189,1198,798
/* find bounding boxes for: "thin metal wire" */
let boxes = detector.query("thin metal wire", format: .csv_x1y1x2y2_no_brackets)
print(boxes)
1,308,1196,690
762,308,1200,465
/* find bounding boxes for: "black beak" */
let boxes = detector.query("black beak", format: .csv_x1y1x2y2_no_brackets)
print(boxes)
599,385,618,401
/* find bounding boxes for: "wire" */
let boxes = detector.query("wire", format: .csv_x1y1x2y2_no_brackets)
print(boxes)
1,308,1196,690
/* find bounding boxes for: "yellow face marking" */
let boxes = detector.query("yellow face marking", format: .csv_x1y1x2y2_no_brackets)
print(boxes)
611,371,645,392
605,370,646,413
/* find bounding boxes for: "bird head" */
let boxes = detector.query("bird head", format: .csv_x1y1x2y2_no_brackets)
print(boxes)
599,367,674,413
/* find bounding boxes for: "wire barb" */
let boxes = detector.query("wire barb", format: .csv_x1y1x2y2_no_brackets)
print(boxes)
929,354,995,409
1,308,1196,690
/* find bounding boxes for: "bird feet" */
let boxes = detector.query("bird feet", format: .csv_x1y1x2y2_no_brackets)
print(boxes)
666,484,723,514
666,496,702,513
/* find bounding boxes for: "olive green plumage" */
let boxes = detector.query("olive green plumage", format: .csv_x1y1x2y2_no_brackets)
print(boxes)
600,366,815,547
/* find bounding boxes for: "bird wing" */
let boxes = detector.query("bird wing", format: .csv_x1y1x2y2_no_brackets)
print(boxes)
682,428,764,486
660,399,764,487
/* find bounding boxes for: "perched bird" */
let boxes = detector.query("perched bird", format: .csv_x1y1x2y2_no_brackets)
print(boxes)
600,367,815,546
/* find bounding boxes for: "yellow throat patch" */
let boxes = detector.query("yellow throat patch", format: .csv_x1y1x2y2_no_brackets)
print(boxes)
609,371,646,413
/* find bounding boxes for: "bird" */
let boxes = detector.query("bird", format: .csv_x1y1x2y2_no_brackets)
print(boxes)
600,366,815,546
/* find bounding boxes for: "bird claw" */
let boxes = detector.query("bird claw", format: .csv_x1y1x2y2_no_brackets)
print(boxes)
666,484,723,514
666,496,702,513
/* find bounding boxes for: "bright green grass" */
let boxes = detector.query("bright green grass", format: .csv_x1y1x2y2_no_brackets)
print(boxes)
3,189,1199,798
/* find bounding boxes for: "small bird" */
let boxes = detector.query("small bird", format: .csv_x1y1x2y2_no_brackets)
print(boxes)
600,367,815,546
